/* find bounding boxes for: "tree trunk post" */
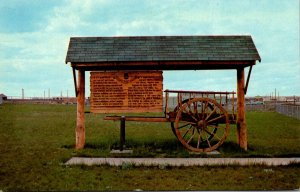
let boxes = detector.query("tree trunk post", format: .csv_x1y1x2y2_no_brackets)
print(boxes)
76,69,85,149
237,68,247,150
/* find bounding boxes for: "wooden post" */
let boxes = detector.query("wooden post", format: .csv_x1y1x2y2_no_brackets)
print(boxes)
120,116,126,151
237,68,247,150
76,69,85,149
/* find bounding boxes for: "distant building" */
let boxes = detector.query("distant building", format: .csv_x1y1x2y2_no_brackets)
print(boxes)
0,94,7,104
245,96,264,105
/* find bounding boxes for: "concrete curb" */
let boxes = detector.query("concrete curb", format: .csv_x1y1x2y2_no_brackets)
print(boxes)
65,157,300,166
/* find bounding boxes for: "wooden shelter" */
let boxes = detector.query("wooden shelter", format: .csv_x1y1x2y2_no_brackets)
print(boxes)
65,35,261,150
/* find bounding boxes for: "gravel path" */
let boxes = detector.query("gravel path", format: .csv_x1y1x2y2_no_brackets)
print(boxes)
65,157,300,166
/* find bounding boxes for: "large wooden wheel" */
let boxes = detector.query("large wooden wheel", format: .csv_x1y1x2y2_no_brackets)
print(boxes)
174,98,230,152
171,99,217,140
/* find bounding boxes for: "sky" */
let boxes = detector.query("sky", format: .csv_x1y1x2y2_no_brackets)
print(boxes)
0,0,299,98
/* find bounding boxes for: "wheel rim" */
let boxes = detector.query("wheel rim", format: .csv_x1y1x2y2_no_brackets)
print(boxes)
171,99,191,138
174,98,230,152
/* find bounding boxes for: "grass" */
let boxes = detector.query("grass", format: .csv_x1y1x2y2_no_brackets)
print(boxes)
0,103,299,190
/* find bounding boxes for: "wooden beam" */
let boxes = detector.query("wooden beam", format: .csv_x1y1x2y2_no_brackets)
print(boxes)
120,116,126,151
76,69,85,149
104,116,172,122
72,67,78,97
237,68,247,150
71,60,254,71
244,65,253,95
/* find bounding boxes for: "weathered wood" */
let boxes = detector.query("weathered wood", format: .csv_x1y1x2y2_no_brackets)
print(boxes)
104,116,172,122
71,60,255,71
165,90,236,94
90,71,163,113
244,65,253,95
174,97,230,152
120,116,125,151
76,69,85,149
72,67,78,97
165,91,169,116
104,114,237,124
237,68,247,150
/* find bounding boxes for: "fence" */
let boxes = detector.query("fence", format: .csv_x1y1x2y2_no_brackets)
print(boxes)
4,97,78,105
245,103,276,111
276,104,300,120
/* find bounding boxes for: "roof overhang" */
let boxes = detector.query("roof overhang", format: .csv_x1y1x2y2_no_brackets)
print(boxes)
70,60,256,71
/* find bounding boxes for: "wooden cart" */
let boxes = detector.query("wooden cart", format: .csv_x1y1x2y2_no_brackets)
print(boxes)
105,89,236,152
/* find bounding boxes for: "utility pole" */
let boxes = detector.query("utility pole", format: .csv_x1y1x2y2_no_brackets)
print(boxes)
294,95,296,105
48,88,50,99
22,88,24,99
271,92,273,100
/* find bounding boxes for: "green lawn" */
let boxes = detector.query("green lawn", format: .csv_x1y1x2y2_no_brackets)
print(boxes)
0,103,299,190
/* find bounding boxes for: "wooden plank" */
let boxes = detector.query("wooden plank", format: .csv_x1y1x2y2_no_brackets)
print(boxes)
104,116,171,122
72,67,78,97
237,68,247,150
165,90,236,94
104,114,236,123
76,69,85,149
90,71,163,113
244,65,253,95
71,60,255,71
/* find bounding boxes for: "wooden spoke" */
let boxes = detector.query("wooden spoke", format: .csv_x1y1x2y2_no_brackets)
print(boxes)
193,101,200,119
185,126,195,144
182,125,193,139
205,129,221,141
187,103,197,117
197,129,203,148
207,115,225,123
205,106,217,121
186,130,196,144
177,122,195,129
205,133,212,148
182,105,198,122
188,102,198,118
202,101,208,120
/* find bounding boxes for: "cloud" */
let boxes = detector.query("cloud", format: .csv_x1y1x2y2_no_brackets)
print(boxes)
0,0,64,33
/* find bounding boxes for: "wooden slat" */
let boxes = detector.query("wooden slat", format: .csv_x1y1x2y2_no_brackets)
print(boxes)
104,114,236,124
104,116,171,122
165,89,236,94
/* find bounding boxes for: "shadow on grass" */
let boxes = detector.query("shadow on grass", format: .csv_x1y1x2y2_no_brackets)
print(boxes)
219,141,300,157
62,140,300,158
62,139,191,157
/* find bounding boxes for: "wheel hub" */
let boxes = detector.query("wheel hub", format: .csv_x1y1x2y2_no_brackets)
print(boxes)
197,120,206,130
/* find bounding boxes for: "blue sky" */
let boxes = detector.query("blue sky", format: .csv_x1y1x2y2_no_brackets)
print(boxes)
0,0,299,98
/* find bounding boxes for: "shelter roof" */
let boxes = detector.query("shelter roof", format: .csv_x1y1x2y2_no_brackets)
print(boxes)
65,35,261,70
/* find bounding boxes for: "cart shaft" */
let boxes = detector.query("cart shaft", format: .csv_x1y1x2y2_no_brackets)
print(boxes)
104,116,174,122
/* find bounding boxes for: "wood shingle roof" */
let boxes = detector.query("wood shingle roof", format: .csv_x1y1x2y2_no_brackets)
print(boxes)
65,35,261,70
